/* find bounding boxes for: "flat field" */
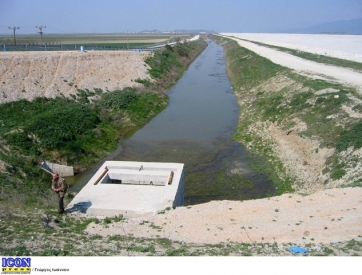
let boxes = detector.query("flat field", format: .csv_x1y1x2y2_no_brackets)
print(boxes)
222,33,362,63
0,33,191,46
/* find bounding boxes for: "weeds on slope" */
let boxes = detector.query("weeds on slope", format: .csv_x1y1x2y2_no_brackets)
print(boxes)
212,34,362,192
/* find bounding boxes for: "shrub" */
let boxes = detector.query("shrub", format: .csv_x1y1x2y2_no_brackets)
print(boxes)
336,121,362,152
165,44,173,52
177,47,189,57
330,168,346,180
134,78,152,87
25,103,100,150
100,89,139,109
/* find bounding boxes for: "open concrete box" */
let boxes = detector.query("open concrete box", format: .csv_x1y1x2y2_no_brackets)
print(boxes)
66,161,185,217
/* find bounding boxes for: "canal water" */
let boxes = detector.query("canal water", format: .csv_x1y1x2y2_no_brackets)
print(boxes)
72,39,275,205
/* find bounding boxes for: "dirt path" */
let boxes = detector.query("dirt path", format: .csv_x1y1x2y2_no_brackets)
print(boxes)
221,35,362,91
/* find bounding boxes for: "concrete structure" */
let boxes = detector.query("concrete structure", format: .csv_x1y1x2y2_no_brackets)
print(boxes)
66,161,185,217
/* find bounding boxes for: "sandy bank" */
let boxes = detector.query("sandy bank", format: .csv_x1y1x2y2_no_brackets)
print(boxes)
0,50,152,104
82,187,362,245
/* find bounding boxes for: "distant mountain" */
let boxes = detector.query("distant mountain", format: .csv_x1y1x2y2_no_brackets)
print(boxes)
283,18,362,34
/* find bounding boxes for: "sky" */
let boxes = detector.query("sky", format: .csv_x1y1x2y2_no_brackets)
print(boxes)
0,0,361,34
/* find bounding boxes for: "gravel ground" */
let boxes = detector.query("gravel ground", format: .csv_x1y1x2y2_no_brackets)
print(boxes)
0,50,152,104
82,187,362,247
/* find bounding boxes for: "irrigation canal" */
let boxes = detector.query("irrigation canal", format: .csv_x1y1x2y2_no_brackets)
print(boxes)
71,39,275,205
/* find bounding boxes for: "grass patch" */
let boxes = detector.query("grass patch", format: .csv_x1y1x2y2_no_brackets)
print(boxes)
336,121,362,152
103,215,124,225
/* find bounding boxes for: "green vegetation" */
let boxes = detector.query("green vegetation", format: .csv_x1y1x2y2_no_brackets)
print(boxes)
145,40,205,90
336,121,362,152
134,78,152,87
186,167,271,204
103,215,124,225
221,42,285,90
0,38,207,208
0,90,168,204
212,35,293,192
